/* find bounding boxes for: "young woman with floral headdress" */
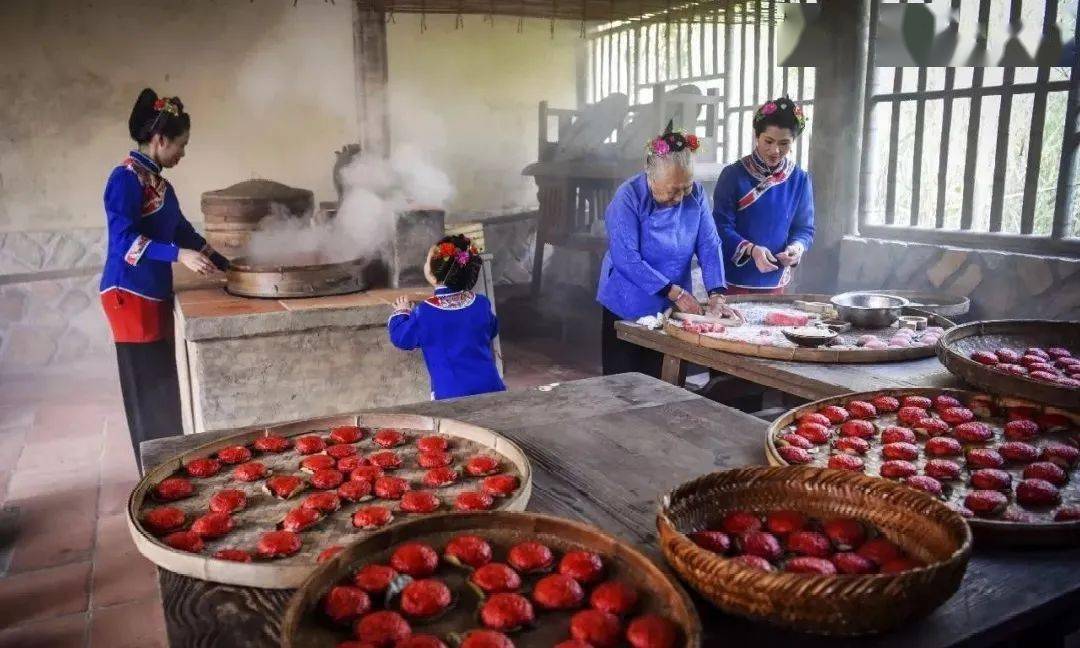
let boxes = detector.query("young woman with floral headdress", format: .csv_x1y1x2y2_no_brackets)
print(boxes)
596,123,736,377
712,97,815,294
100,88,228,470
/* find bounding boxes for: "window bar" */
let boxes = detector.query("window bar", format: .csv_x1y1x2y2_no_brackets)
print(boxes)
935,67,956,229
654,22,661,85
628,27,636,100
1052,0,1080,239
796,64,805,169
868,80,1072,102
700,13,707,81
712,9,719,78
987,67,1015,233
885,69,904,225
1019,0,1058,236
598,35,606,100
756,9,764,109
674,20,683,82
767,0,775,98
723,3,735,163
958,68,985,231
910,67,928,227
740,10,749,154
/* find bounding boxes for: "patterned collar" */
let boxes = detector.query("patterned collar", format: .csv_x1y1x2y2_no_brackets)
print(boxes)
129,150,161,175
740,151,794,184
426,289,476,310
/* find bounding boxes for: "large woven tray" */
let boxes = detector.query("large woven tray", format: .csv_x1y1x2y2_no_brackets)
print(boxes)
658,466,971,636
765,388,1080,547
282,511,702,647
937,319,1080,409
128,413,532,588
663,293,954,363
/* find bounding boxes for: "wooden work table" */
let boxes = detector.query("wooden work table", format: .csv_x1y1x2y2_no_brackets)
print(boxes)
615,320,962,400
141,374,1078,647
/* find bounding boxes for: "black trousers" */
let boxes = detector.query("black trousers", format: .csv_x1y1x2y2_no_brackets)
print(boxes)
601,308,663,379
115,340,183,473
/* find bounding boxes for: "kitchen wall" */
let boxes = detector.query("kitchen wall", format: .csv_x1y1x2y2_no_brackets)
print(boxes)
0,0,580,370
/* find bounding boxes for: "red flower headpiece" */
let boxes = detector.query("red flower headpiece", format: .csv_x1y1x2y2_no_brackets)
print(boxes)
153,97,180,117
647,120,700,157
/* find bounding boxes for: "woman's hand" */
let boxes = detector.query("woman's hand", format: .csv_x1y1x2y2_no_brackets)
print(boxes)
707,294,738,319
178,249,217,275
775,243,804,267
392,296,412,312
668,285,703,315
751,245,780,273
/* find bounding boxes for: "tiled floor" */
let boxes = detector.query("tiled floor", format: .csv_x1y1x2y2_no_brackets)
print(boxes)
0,337,597,646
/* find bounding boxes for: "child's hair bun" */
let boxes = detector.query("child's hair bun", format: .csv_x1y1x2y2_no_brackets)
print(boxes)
430,235,482,292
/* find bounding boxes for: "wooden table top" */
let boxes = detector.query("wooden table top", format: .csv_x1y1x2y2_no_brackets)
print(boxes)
141,374,1079,648
616,321,962,400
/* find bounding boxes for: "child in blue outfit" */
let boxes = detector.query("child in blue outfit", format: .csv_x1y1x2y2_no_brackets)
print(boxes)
388,235,506,400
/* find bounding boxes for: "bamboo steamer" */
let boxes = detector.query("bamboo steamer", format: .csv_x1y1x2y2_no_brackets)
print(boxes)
658,466,971,636
283,512,703,648
128,412,533,589
200,179,314,258
225,256,370,298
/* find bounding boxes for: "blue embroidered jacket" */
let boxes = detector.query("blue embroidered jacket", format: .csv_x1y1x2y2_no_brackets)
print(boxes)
596,172,726,320
388,287,506,400
712,155,815,289
99,151,206,301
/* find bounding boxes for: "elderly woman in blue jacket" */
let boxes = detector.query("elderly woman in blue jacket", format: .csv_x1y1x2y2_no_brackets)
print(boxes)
596,125,733,377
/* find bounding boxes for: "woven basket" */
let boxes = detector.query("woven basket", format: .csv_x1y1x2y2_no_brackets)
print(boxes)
657,466,972,636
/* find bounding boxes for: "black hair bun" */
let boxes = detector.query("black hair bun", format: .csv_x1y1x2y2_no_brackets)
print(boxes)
128,88,159,141
431,234,483,292
127,87,191,144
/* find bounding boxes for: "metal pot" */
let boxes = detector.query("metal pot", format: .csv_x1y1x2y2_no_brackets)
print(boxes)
829,291,910,328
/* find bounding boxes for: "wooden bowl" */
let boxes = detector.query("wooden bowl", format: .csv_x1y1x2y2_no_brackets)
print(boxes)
657,466,972,636
282,511,703,647
128,412,532,589
937,320,1080,409
765,387,1080,547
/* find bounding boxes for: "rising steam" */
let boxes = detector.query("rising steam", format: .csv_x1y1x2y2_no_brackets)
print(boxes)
243,144,454,266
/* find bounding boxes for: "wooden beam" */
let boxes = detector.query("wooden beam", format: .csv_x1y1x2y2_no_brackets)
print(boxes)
352,4,390,158
859,224,1080,257
884,70,903,225
910,67,927,227
1052,0,1080,239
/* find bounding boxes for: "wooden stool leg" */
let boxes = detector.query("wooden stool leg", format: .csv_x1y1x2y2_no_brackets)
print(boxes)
661,354,687,386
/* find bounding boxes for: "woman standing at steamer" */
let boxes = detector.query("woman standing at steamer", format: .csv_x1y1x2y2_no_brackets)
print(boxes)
712,97,815,294
99,88,227,470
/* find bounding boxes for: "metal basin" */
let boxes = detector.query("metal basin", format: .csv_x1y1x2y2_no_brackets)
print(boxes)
830,291,910,328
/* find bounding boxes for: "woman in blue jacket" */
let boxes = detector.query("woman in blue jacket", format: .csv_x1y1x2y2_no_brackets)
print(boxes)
100,88,227,469
596,125,733,377
712,97,815,294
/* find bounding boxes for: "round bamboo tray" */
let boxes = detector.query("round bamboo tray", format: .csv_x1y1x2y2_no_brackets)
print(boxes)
658,466,971,636
128,413,532,589
937,320,1080,409
765,388,1080,547
282,511,702,648
225,256,369,298
861,290,971,319
663,293,954,363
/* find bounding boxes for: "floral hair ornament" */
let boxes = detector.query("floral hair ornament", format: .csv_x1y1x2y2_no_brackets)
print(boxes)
753,96,807,133
647,120,700,158
153,97,180,116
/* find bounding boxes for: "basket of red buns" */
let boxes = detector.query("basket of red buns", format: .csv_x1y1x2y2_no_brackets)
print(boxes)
282,511,702,648
657,466,972,636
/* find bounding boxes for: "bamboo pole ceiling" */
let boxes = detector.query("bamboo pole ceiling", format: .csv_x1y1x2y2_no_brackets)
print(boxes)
352,0,758,23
